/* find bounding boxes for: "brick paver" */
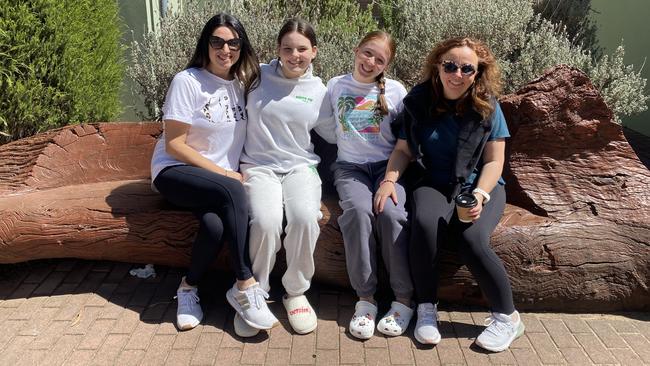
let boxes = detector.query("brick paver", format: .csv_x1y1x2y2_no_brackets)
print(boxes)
0,259,648,365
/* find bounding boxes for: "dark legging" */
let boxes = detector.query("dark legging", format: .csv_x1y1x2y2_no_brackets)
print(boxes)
153,165,253,286
409,183,514,314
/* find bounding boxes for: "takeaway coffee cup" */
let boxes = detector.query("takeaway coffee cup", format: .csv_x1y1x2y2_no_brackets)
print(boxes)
455,192,478,223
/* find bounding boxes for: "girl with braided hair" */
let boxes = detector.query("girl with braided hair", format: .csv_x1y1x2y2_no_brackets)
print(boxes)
326,31,413,340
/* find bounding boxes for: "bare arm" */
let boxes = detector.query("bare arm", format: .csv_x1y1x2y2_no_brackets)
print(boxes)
468,138,506,219
373,138,413,213
164,120,243,182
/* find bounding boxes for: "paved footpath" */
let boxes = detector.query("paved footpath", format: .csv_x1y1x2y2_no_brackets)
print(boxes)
0,259,648,365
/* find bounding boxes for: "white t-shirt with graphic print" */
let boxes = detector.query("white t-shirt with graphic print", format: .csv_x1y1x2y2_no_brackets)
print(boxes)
150,67,247,181
327,73,407,164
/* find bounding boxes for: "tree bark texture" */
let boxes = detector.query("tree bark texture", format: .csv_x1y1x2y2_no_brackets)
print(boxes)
1,66,648,311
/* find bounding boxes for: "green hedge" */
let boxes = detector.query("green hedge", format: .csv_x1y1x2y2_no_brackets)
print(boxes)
0,0,124,144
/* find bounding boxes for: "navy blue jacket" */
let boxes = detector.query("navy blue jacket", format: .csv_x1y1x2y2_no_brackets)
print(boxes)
391,81,494,198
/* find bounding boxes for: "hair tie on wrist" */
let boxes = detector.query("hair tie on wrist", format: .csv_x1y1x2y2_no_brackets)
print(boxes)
472,187,491,204
380,179,395,186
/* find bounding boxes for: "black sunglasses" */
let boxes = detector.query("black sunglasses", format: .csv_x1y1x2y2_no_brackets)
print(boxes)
441,60,477,77
209,36,242,51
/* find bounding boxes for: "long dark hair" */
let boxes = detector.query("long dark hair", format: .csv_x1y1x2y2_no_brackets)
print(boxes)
421,37,502,120
186,13,260,96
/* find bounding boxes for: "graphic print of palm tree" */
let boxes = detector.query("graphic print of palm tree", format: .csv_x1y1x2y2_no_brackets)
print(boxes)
337,96,357,132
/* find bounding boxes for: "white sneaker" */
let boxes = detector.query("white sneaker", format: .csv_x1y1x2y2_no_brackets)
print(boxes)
377,301,414,337
282,294,317,334
475,311,525,352
349,300,377,340
175,280,203,330
233,313,260,338
226,283,278,329
414,303,441,345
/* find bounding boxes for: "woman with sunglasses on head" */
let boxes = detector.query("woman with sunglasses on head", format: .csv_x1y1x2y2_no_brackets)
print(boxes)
375,37,524,352
236,18,335,337
150,13,278,332
326,31,414,340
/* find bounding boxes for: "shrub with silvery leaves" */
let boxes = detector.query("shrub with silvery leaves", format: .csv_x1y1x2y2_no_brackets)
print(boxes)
129,0,647,123
127,0,375,121
378,0,647,122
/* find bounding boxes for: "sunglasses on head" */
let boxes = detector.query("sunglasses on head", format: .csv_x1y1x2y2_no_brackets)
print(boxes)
441,60,477,76
209,36,242,51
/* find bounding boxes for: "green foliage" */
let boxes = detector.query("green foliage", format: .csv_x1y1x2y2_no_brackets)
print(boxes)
533,0,601,58
378,0,534,87
128,0,647,123
590,46,647,121
128,0,375,121
0,0,124,144
378,0,647,122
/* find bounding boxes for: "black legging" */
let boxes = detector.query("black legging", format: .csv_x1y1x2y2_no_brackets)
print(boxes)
409,183,514,314
153,165,253,285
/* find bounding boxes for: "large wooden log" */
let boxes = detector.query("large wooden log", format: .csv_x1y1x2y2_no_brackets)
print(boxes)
0,65,648,311
0,123,349,287
495,65,650,311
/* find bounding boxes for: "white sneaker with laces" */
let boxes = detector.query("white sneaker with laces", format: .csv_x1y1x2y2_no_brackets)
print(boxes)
475,310,525,352
176,282,203,330
377,301,414,337
233,313,261,338
414,303,441,345
226,283,278,329
349,300,377,340
283,294,317,334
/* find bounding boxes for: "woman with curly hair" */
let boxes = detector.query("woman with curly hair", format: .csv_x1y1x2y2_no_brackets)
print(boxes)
375,37,524,352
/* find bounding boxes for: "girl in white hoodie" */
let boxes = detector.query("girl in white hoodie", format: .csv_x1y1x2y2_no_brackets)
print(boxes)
238,18,335,336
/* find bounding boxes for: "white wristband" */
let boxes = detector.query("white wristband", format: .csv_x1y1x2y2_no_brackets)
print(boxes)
472,188,491,204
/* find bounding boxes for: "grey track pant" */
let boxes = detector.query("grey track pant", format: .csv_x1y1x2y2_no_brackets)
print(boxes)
243,165,322,296
333,160,413,300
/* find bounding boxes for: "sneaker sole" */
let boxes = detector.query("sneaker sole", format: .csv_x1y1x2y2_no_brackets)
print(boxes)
226,290,276,330
475,322,525,352
234,314,261,338
177,318,201,331
414,330,441,345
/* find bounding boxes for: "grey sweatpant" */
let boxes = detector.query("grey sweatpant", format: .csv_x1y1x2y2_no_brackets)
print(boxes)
333,160,413,300
243,165,322,296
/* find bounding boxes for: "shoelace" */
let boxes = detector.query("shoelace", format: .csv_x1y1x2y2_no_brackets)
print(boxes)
482,313,514,336
418,306,438,325
244,286,269,309
176,289,199,310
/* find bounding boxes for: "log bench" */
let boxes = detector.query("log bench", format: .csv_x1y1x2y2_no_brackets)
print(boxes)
1,66,648,311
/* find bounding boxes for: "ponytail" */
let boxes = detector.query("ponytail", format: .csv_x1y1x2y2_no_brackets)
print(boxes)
375,72,389,116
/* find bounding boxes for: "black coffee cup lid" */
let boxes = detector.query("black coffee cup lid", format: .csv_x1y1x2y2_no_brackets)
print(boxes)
455,192,477,207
